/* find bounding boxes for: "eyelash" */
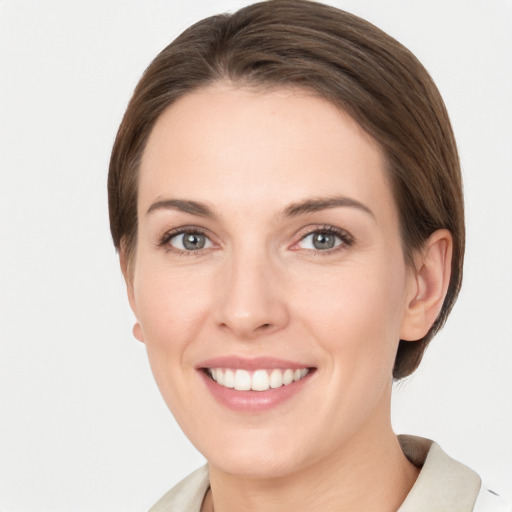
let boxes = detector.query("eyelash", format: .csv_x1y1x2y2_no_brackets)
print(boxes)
293,225,354,254
158,227,216,256
158,225,354,255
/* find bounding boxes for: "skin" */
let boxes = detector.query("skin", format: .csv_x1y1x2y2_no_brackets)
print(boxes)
123,84,452,512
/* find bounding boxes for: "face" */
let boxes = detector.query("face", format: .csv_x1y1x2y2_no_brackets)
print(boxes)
127,84,419,478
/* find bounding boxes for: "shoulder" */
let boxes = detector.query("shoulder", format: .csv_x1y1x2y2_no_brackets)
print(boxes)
474,485,511,512
398,435,510,512
148,465,210,512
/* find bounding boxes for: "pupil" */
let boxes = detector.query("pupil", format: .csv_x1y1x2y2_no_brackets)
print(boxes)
183,233,205,250
313,232,335,250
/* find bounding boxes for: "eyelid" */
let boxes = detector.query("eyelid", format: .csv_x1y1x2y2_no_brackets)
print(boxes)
290,225,354,251
158,225,218,253
157,224,353,254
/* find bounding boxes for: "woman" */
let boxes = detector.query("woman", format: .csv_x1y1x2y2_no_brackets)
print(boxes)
108,1,509,510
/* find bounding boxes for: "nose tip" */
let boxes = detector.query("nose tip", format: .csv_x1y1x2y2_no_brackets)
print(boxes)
216,289,289,339
213,258,289,340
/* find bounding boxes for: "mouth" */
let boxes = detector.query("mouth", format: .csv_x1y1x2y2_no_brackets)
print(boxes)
206,367,310,391
197,357,316,411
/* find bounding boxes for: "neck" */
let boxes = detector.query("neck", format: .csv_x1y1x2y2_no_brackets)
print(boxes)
204,410,419,512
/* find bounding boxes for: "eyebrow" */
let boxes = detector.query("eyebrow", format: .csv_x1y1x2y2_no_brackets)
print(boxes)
283,196,374,218
145,195,374,220
146,199,216,218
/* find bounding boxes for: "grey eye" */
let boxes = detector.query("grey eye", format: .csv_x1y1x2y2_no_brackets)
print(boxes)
298,231,343,250
312,232,336,250
170,232,212,251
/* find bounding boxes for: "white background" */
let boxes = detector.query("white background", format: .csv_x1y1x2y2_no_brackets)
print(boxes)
0,1,511,510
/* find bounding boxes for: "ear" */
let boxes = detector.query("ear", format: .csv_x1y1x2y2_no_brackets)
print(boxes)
119,245,145,344
400,229,453,341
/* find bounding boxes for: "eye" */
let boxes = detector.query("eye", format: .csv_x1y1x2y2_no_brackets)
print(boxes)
296,228,351,251
167,231,213,251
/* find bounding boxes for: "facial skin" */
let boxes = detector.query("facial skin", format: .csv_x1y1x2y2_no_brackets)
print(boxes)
124,84,451,511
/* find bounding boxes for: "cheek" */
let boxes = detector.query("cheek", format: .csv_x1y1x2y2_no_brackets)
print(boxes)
132,267,213,420
133,264,214,372
293,260,408,369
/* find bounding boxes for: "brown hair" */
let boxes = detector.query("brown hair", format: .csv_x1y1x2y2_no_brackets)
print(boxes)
108,0,464,379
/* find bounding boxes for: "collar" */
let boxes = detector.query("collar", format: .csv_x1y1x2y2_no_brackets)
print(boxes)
397,435,481,512
149,436,482,511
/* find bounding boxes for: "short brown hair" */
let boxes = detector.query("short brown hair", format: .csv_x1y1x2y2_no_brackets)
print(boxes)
108,0,464,379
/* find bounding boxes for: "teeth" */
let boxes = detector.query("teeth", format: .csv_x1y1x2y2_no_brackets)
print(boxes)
234,369,251,390
209,367,310,391
283,369,294,386
251,370,269,391
270,368,283,388
224,369,235,388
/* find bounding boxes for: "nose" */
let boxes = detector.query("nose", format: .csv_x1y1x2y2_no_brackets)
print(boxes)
213,249,290,340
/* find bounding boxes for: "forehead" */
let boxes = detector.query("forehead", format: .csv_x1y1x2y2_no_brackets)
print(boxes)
138,83,394,220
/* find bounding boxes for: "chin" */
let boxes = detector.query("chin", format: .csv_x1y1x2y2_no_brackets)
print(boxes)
201,429,316,480
209,452,303,480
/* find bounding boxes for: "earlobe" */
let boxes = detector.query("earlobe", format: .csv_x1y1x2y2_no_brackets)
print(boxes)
133,321,145,343
400,229,453,341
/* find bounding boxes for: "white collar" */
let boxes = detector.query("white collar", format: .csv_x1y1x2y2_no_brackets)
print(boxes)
397,435,481,511
150,435,487,511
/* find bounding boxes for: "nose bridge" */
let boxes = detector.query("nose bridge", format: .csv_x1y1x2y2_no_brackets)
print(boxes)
214,241,288,338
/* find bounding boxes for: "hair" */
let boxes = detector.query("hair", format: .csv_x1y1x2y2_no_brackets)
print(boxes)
108,0,464,379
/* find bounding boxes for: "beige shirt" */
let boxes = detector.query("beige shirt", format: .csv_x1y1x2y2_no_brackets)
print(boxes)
149,436,510,512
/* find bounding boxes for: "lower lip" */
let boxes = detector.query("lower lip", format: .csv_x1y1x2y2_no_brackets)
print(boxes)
199,370,313,412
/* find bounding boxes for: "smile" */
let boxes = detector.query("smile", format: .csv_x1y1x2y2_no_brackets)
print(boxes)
198,357,315,411
208,368,310,391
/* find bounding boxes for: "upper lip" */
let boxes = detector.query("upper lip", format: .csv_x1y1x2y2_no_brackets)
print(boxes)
196,356,313,371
